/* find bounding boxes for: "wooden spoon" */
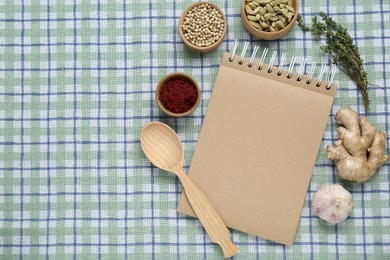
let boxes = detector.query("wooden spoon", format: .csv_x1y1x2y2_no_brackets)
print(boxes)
140,122,238,258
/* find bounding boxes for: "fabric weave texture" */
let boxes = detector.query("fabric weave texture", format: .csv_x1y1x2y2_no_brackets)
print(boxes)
0,0,389,259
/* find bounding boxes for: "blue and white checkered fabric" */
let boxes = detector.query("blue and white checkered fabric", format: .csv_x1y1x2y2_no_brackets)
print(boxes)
0,0,389,259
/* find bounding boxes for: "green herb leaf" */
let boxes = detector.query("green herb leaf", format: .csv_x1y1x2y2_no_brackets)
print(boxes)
298,13,372,114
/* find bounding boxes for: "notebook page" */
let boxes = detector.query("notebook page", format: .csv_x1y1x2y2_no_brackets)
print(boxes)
177,53,336,245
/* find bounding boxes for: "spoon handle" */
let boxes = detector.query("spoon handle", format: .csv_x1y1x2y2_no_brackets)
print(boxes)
173,166,238,258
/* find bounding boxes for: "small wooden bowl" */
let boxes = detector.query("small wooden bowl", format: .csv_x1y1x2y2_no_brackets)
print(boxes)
179,2,227,53
241,0,299,40
156,72,201,117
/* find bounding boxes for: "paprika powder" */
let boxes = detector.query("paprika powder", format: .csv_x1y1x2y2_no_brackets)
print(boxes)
158,77,198,114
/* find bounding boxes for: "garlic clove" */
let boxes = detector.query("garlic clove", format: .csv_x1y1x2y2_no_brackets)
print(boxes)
312,184,353,224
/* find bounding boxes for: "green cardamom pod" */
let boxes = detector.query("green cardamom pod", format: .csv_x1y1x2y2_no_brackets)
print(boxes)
245,5,254,14
254,0,271,4
264,13,276,20
287,13,293,23
281,9,289,18
258,7,267,15
260,21,269,28
247,15,257,22
266,4,274,13
276,20,285,28
253,6,261,13
248,2,257,9
286,5,295,13
249,20,262,30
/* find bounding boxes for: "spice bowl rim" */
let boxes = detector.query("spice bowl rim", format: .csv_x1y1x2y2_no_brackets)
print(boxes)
156,72,201,117
178,1,227,53
241,0,299,41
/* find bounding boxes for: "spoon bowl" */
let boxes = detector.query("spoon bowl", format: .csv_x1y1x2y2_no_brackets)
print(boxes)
140,122,183,171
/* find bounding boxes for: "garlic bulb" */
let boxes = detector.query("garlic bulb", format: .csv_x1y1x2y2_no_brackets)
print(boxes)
312,184,353,224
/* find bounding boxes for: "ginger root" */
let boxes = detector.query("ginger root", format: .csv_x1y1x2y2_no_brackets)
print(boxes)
326,108,389,183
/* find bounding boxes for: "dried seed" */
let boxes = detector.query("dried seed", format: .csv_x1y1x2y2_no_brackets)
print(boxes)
253,6,261,13
271,0,281,6
245,5,254,14
281,0,288,3
273,6,279,12
249,20,262,30
288,0,293,7
288,13,293,22
276,20,285,28
286,5,295,13
264,13,275,20
271,22,276,28
252,1,260,6
260,15,265,22
248,2,257,9
256,13,261,21
281,9,289,18
266,4,274,13
270,26,276,32
258,7,267,15
260,21,268,28
247,15,257,22
280,4,286,8
254,0,270,4
270,15,280,21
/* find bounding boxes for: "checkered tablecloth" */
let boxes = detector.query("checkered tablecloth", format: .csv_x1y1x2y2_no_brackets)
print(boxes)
1,0,389,259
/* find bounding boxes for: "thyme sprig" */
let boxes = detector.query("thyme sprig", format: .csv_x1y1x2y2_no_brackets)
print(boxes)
297,12,374,114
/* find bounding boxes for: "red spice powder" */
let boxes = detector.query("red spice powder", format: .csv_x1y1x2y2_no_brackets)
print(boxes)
159,77,198,114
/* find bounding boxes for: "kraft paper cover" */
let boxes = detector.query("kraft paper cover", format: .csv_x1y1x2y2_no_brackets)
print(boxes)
177,53,337,246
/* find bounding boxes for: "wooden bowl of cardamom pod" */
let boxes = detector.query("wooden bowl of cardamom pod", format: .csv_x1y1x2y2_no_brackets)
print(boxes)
241,0,298,40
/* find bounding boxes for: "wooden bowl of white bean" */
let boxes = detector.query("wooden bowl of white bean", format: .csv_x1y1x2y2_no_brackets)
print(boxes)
241,0,298,40
179,2,227,53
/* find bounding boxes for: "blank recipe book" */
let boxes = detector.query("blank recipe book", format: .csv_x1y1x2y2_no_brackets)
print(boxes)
178,42,338,245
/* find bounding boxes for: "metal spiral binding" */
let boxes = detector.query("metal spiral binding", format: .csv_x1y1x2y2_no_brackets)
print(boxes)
228,40,337,89
316,63,326,87
267,51,277,73
296,57,307,81
306,62,317,84
248,45,259,68
239,42,249,65
287,56,296,78
277,52,286,76
229,39,239,62
257,47,269,70
326,64,337,89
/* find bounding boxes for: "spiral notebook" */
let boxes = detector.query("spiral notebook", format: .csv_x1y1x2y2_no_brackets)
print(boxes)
177,41,338,245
